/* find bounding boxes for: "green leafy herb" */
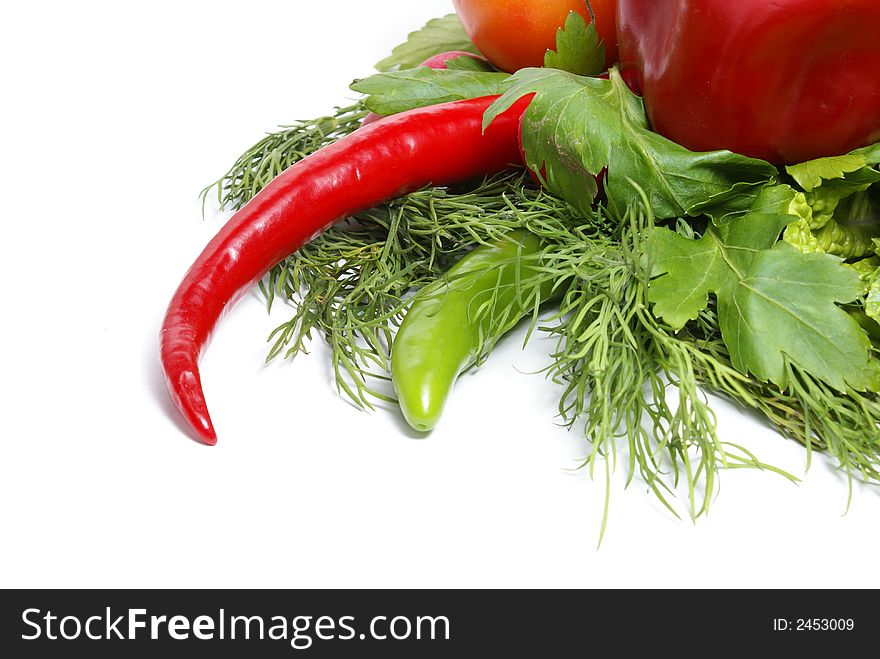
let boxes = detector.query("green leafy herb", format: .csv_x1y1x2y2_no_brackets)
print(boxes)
484,68,778,219
200,103,369,213
202,91,880,531
375,14,480,72
784,212,878,259
780,146,880,261
543,11,605,76
351,68,509,117
786,155,870,192
444,55,495,72
866,273,880,325
680,310,880,494
648,187,880,393
786,144,880,192
785,145,880,228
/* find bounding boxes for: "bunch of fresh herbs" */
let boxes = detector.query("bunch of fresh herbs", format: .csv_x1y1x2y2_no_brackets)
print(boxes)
201,12,880,527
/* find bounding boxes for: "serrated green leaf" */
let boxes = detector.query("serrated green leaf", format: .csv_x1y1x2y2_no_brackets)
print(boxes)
721,245,877,390
543,11,605,76
647,228,726,326
784,148,880,229
444,55,495,72
484,68,778,220
786,155,867,191
375,15,480,72
351,68,509,116
799,169,880,229
650,199,793,327
648,189,880,392
782,146,880,254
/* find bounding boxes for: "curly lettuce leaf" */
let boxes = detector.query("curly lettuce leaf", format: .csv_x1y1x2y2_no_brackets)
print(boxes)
783,147,880,258
787,145,880,192
784,215,877,259
785,147,880,229
866,272,880,325
847,255,880,281
785,155,869,192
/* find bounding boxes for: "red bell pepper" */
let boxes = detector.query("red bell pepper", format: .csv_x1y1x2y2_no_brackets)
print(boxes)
617,0,880,164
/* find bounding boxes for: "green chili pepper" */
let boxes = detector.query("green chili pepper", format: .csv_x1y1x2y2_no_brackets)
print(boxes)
391,231,555,431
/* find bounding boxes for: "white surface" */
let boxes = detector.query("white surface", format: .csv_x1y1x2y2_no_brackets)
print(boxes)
1,0,878,589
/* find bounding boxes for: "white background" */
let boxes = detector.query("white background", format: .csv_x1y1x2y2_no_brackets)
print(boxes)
2,0,878,589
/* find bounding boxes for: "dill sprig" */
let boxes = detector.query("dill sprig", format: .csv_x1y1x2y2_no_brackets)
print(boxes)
496,208,798,539
200,103,369,214
262,174,569,406
202,104,880,526
679,325,880,492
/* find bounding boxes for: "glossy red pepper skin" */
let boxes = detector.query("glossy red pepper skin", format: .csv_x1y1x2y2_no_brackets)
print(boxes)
617,0,880,164
160,95,530,444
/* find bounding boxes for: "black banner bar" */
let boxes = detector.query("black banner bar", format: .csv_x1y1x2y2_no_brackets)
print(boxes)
0,589,871,657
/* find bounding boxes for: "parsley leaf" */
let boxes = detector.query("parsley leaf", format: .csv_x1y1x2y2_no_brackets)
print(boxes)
443,55,495,72
648,186,880,392
351,68,509,116
484,68,778,219
375,15,480,72
543,11,605,76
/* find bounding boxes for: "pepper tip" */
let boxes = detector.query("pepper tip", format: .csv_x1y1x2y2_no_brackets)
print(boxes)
165,366,219,445
188,409,218,446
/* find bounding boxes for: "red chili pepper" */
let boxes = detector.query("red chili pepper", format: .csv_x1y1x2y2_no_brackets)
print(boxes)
161,94,531,444
617,0,880,164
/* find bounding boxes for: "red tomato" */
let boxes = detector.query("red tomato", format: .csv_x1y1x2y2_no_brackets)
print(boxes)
452,0,619,73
